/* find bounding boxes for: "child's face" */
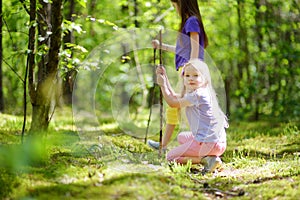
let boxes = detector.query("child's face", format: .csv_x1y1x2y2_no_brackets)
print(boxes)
183,65,205,92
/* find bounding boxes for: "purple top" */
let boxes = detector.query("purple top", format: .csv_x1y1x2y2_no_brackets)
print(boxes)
175,16,205,70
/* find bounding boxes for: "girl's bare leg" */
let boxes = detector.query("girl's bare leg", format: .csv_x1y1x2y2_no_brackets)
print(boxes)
162,124,176,148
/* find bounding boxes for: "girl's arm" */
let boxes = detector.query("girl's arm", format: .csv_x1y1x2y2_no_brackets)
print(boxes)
164,73,177,95
163,43,176,53
152,40,176,53
159,79,191,108
190,32,200,59
156,66,177,96
156,68,191,108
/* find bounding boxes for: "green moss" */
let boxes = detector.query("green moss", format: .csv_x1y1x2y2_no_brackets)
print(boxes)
1,112,300,199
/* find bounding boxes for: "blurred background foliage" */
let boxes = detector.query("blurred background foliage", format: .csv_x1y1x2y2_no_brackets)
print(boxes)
1,0,299,122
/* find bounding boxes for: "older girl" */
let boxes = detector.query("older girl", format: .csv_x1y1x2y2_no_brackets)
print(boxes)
149,0,208,150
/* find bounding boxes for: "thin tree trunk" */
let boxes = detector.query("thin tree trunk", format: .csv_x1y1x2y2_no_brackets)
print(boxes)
63,0,75,104
236,0,244,83
237,0,251,107
133,0,139,27
0,0,4,112
253,0,264,121
22,0,36,139
28,0,36,101
224,77,230,116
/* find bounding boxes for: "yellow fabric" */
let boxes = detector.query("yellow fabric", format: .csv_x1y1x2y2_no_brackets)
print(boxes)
166,67,183,125
166,107,179,125
178,66,183,76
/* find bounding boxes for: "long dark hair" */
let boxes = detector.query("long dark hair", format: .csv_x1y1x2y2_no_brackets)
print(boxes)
171,0,208,48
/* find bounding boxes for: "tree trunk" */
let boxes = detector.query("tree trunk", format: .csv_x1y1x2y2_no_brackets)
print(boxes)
62,0,76,104
0,0,4,112
237,0,252,113
224,76,230,117
31,101,51,131
28,0,36,102
253,0,264,121
236,0,244,84
133,0,139,27
29,0,63,132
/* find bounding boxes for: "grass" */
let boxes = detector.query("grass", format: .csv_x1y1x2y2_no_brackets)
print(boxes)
0,107,299,199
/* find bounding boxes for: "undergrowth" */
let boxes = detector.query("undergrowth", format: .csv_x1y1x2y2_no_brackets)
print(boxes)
0,108,299,199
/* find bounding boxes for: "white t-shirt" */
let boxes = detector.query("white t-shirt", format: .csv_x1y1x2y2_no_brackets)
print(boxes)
184,87,227,143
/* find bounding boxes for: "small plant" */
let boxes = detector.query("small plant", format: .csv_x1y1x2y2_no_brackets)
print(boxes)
170,160,192,174
283,122,299,135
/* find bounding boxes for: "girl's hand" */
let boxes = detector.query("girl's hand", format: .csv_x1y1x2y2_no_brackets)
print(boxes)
152,39,160,49
156,65,167,86
156,74,166,86
156,65,166,75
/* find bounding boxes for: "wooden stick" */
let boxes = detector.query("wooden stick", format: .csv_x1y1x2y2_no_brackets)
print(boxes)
144,48,156,144
158,29,163,157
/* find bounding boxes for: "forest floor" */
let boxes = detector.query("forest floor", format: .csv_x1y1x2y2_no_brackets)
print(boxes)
0,107,299,199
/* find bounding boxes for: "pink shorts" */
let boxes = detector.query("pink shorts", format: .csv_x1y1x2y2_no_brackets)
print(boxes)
167,131,226,163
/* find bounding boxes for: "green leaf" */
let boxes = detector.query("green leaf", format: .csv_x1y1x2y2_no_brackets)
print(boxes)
75,0,86,8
